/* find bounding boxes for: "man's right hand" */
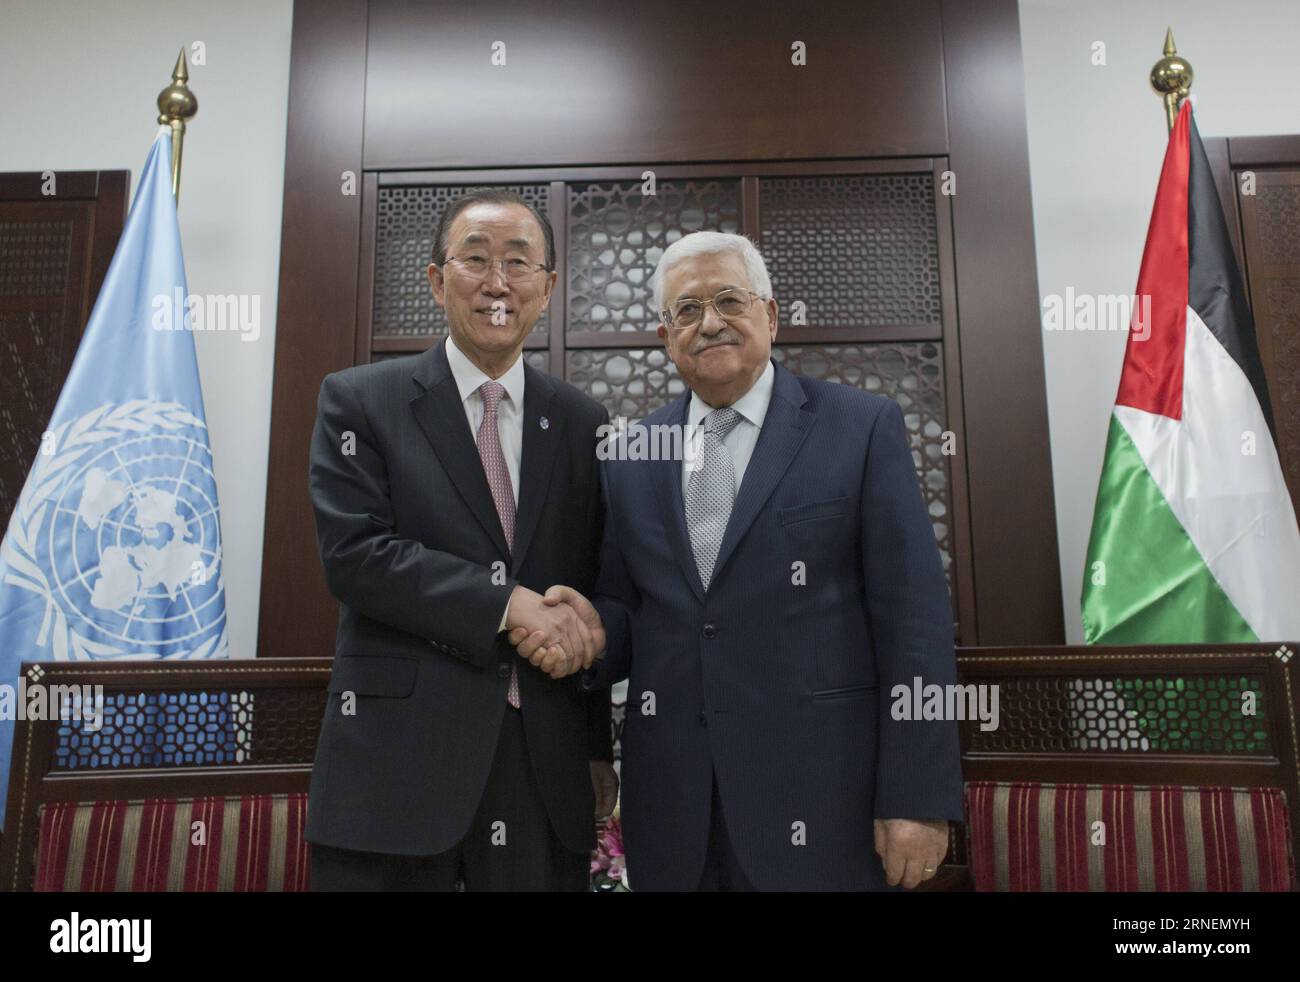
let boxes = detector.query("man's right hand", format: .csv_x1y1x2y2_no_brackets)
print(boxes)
504,585,593,679
507,585,605,678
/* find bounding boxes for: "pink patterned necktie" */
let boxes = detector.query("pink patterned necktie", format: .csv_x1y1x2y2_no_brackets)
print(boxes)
476,381,520,708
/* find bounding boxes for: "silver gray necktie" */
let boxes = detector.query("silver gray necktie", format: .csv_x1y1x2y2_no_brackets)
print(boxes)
685,407,742,591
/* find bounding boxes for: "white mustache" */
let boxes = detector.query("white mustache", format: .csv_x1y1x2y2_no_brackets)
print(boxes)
691,330,742,353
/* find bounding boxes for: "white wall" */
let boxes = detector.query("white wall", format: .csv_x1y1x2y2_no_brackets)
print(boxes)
0,0,294,658
1019,0,1300,641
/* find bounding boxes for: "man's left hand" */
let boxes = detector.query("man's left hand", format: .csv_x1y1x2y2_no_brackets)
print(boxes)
591,760,619,820
873,817,948,888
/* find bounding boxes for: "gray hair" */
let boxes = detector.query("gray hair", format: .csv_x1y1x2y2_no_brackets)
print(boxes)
649,231,773,315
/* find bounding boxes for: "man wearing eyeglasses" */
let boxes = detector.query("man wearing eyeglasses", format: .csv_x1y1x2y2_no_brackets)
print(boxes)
514,230,963,891
306,189,616,891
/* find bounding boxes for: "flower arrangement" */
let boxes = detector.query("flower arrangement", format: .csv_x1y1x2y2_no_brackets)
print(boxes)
590,804,630,891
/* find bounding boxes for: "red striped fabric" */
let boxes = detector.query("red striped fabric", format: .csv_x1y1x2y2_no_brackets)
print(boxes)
967,781,996,888
34,794,312,892
1150,786,1188,892
965,782,1293,892
185,797,224,891
1250,784,1289,891
34,795,72,892
95,801,129,891
1055,782,1088,890
131,797,179,891
283,794,311,891
1103,784,1140,890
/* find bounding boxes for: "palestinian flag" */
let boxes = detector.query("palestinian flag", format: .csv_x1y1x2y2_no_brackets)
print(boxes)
1082,100,1300,644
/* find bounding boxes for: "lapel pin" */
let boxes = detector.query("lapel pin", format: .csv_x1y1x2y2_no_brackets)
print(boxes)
539,416,549,430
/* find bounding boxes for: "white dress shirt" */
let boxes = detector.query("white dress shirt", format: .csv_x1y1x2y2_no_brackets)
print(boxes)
444,335,525,630
682,359,775,497
445,335,524,505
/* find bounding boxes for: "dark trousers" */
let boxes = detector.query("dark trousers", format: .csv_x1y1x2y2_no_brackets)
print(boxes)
310,707,589,892
695,774,755,892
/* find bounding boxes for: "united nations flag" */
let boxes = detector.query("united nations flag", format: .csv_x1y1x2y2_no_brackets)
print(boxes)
0,128,229,825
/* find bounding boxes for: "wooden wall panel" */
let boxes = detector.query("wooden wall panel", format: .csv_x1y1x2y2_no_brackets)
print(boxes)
259,0,1065,655
1231,149,1300,521
256,0,369,659
0,170,126,533
940,0,1064,643
362,0,949,169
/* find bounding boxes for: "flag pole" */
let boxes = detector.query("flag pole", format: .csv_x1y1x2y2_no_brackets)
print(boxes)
1149,27,1193,134
155,48,198,203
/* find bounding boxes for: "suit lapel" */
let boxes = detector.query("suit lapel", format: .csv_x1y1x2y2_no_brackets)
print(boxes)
710,362,815,587
511,365,560,575
409,341,511,562
651,393,706,603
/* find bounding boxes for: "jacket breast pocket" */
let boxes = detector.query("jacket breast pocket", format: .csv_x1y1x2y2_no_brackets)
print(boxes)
327,655,418,698
779,496,848,527
811,682,878,702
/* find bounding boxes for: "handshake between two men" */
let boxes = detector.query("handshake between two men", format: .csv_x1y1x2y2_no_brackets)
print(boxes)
505,584,604,679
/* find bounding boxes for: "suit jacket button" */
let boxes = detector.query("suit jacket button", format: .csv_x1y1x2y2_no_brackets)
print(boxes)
698,712,708,727
497,663,511,679
702,624,716,639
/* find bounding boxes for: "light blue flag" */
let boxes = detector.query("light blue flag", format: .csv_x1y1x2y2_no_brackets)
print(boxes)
0,129,229,824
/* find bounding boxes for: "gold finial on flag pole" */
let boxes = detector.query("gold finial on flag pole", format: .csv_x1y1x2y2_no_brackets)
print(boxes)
1149,27,1193,134
156,48,198,202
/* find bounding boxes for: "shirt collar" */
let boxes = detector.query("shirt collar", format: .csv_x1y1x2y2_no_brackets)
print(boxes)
687,359,775,430
445,335,525,411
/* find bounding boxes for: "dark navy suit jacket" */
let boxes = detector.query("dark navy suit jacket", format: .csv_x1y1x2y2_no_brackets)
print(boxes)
306,341,611,859
586,359,963,890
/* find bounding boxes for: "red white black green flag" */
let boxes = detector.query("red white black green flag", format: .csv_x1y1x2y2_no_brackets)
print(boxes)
1082,100,1300,643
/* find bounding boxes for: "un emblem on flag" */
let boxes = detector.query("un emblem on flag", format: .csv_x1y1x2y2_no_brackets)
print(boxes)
2,400,228,660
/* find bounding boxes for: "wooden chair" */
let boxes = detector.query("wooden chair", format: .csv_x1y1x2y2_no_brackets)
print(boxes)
0,658,331,891
930,642,1300,891
9,644,1295,892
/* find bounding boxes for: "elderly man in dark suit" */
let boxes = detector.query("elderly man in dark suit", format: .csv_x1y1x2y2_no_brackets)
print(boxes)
512,231,962,891
306,189,615,891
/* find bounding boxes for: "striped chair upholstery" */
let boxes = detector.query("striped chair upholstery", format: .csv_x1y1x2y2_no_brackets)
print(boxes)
34,794,311,892
965,781,1293,891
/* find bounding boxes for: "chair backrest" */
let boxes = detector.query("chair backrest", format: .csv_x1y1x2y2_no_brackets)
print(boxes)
10,646,1296,891
951,642,1300,891
0,658,331,892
